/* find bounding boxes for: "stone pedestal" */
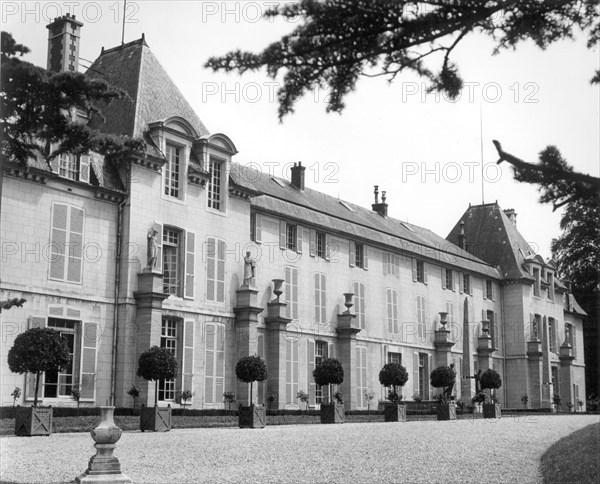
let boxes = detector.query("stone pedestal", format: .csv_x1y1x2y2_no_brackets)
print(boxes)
264,300,291,409
527,339,544,408
559,342,575,408
477,334,495,372
336,312,361,411
434,327,455,368
234,286,263,405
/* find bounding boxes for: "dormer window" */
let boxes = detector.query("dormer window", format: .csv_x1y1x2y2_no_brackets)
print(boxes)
208,156,223,210
164,144,182,198
59,153,78,180
532,267,541,297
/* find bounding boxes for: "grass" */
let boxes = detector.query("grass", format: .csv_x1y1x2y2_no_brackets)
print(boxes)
540,422,600,483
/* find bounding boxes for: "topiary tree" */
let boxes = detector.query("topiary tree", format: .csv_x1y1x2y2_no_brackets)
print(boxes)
480,369,502,403
313,358,344,404
7,327,71,407
136,346,178,407
127,385,140,410
180,389,194,414
430,364,456,404
378,363,409,404
235,355,267,406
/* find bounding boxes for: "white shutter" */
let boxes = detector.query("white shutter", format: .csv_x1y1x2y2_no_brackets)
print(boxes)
442,267,446,289
387,289,393,333
320,274,327,324
206,238,216,301
383,253,389,275
394,255,400,278
49,204,68,280
309,229,316,257
393,290,399,334
308,340,315,405
80,322,98,401
314,274,320,322
217,240,226,303
279,220,287,249
363,245,369,270
325,234,331,261
182,320,195,398
255,214,262,243
215,325,225,402
349,241,356,267
413,352,420,396
154,223,163,272
79,155,90,183
292,268,299,319
412,258,417,282
204,324,215,403
428,354,433,400
184,231,195,299
423,262,428,284
459,272,464,293
286,339,293,404
296,225,303,254
66,207,84,283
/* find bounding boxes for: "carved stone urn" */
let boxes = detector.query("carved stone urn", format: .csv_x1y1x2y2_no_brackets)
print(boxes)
272,279,284,300
343,293,354,314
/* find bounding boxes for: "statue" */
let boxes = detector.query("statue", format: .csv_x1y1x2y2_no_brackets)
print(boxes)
146,228,159,270
243,251,256,287
564,325,571,345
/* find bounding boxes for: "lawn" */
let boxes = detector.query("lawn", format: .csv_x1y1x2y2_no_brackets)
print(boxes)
540,422,600,484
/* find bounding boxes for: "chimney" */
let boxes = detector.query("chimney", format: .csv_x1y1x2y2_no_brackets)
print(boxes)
290,162,305,190
458,221,466,250
503,208,517,227
372,185,388,217
46,14,84,73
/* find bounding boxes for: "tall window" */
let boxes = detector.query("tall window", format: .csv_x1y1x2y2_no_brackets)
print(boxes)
285,338,299,405
551,366,559,393
163,228,181,295
58,153,78,180
286,224,298,251
206,238,226,303
314,273,327,323
533,268,541,297
547,272,554,301
487,310,497,348
418,353,428,399
415,260,425,283
416,296,426,341
204,323,225,404
315,341,328,404
159,319,177,401
285,266,299,319
446,301,455,324
44,319,76,397
445,269,453,290
548,317,557,353
208,157,223,210
354,282,366,329
355,243,365,268
316,231,326,259
164,144,181,198
49,204,84,284
462,274,471,294
565,323,576,357
387,352,401,365
387,288,399,334
385,252,400,276
485,280,494,299
355,346,367,408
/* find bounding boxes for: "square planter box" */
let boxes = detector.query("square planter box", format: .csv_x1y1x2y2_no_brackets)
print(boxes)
384,404,407,422
483,403,501,419
320,403,345,424
14,406,53,436
436,402,457,421
239,405,266,428
140,405,171,432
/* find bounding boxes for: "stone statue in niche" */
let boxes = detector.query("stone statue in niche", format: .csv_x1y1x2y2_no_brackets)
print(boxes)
243,251,256,287
146,227,159,270
564,324,571,345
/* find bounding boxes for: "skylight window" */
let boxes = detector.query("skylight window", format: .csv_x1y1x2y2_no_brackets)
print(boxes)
339,200,356,212
401,222,415,232
271,177,286,188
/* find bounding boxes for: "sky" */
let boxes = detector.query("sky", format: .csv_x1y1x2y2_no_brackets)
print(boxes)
3,1,599,261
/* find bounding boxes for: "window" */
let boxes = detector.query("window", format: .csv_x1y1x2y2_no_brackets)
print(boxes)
204,323,225,404
446,301,455,324
412,259,427,283
316,231,326,259
416,296,426,341
387,289,399,334
315,341,329,404
462,274,472,295
206,238,226,303
163,228,181,295
551,366,559,393
444,269,453,290
159,319,177,401
355,346,367,408
349,241,368,269
387,352,402,365
208,157,223,210
547,272,554,301
354,282,366,329
280,221,302,253
250,213,262,243
531,314,541,340
287,224,298,251
164,144,181,198
285,338,299,405
565,323,576,357
285,266,299,319
418,353,429,399
487,310,498,349
533,268,541,297
44,318,77,397
49,204,84,284
309,229,328,259
314,273,327,323
384,252,400,277
355,243,366,268
485,280,494,300
549,317,557,353
58,153,78,180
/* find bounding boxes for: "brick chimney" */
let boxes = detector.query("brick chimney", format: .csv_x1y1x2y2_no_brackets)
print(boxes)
46,14,83,73
372,185,388,217
503,208,517,227
458,221,466,250
290,162,305,190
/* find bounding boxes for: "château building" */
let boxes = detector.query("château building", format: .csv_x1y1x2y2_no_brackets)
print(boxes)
0,15,587,411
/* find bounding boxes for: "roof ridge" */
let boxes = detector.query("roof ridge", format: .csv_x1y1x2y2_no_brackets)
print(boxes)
100,36,148,56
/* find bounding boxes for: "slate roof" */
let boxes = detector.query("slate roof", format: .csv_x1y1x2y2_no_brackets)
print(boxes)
86,37,210,147
446,203,536,280
229,164,502,279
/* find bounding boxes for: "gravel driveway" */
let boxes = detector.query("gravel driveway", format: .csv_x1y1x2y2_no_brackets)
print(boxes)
1,415,597,483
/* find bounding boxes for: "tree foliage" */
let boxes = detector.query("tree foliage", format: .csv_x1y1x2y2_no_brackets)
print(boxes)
313,357,344,404
378,363,409,393
480,369,502,391
236,354,267,406
1,31,144,168
137,346,178,406
7,327,71,406
430,365,456,404
206,0,599,118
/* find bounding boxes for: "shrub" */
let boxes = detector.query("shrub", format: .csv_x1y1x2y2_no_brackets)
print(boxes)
127,385,140,409
412,393,423,403
266,393,276,410
7,327,71,407
10,387,21,407
471,391,486,405
521,394,529,408
553,394,562,410
480,369,502,403
333,391,343,404
378,363,409,402
223,391,236,410
312,358,344,404
71,386,81,415
235,354,267,406
180,389,194,412
136,346,178,406
364,391,376,411
430,365,456,404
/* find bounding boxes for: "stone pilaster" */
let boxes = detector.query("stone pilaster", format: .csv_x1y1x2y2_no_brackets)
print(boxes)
233,286,263,405
527,339,544,408
559,342,575,408
434,325,455,368
133,271,168,406
336,312,361,411
264,299,291,409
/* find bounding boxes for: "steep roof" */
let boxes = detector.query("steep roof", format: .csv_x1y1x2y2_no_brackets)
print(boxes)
230,164,502,279
86,37,209,143
446,203,536,280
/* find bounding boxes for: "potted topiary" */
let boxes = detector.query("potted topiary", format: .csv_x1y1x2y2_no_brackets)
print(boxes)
430,364,457,421
127,385,140,413
313,358,344,424
471,390,486,414
297,390,309,412
223,391,236,412
480,369,502,418
236,354,268,429
378,363,409,422
137,346,178,432
8,327,71,436
552,393,562,413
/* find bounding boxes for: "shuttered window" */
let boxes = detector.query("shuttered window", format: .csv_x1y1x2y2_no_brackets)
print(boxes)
353,282,366,329
355,346,367,408
49,204,84,284
387,289,399,334
286,338,299,405
181,320,195,400
184,231,196,299
416,296,426,341
206,238,226,303
164,144,181,198
285,266,299,319
314,273,327,324
204,323,225,404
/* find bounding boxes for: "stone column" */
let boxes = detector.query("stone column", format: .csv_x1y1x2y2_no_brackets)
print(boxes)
133,271,168,406
233,286,263,405
336,311,361,411
264,298,291,409
559,341,575,409
477,320,495,372
527,339,543,408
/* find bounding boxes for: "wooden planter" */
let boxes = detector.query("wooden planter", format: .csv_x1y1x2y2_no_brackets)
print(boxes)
436,402,457,421
239,405,266,428
384,404,407,422
14,406,53,436
483,403,501,419
320,403,345,424
140,405,171,432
